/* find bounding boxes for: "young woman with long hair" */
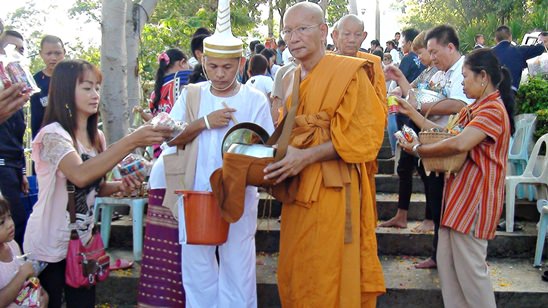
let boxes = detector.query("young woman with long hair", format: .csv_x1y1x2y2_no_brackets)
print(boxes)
23,60,171,307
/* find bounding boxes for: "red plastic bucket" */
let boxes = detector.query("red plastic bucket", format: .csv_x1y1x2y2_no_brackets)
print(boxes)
177,190,229,245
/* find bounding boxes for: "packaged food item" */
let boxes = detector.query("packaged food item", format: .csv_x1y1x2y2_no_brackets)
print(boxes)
0,44,40,94
401,125,418,142
0,61,11,90
117,153,149,179
150,112,187,138
14,277,42,307
387,96,399,113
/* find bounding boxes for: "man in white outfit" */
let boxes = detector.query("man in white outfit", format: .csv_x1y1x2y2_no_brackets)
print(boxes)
152,1,274,307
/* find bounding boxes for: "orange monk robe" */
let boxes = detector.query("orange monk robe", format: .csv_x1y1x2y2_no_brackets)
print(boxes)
356,51,388,222
277,54,386,308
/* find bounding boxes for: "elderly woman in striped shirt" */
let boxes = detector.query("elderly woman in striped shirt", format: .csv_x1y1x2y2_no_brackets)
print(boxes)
396,48,515,308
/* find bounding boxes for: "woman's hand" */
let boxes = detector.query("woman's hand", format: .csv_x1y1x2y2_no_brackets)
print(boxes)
384,65,404,82
128,124,173,147
398,139,419,156
0,83,29,124
206,107,237,129
118,174,144,195
395,95,418,117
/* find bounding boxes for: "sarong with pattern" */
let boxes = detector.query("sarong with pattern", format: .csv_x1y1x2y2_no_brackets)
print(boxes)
137,189,185,307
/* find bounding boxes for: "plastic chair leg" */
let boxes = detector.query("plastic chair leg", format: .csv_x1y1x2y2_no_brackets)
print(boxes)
131,200,146,261
515,163,525,199
100,205,114,249
505,182,517,232
534,214,548,267
528,184,536,202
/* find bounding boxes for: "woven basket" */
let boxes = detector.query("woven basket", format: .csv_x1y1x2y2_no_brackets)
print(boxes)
417,98,471,174
419,131,467,174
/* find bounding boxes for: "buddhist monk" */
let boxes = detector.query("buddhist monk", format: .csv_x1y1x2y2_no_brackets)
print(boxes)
264,2,386,307
332,14,388,218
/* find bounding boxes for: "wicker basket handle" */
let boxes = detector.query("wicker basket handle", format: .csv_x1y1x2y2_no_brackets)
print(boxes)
420,96,471,130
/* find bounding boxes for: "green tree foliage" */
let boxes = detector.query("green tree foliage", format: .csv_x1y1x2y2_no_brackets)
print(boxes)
326,0,349,26
136,0,267,82
401,0,547,53
516,76,548,139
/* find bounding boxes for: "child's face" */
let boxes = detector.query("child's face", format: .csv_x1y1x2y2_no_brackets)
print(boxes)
40,42,65,73
0,213,15,243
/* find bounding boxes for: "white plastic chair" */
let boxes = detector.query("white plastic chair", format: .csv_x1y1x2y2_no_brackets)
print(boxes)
534,199,548,267
505,133,548,232
508,114,537,199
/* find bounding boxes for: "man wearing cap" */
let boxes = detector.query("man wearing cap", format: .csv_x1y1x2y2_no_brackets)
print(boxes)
151,0,274,306
264,2,386,307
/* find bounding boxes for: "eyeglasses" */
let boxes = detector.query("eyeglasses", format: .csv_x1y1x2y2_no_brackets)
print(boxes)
281,24,321,39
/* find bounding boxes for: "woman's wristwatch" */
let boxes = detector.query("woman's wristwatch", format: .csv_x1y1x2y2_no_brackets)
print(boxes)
416,100,422,112
412,143,421,157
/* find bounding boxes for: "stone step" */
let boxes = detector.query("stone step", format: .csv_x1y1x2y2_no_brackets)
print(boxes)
376,220,547,258
96,250,548,307
256,193,541,222
375,174,425,194
105,216,546,259
377,158,396,174
253,219,547,258
377,146,393,159
374,194,540,222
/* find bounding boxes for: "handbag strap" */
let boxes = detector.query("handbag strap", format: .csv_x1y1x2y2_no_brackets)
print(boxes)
67,182,76,224
267,65,301,162
66,182,80,238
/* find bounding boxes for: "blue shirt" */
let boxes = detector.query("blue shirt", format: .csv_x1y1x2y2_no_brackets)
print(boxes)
30,71,50,138
0,109,25,169
492,41,545,90
399,51,426,83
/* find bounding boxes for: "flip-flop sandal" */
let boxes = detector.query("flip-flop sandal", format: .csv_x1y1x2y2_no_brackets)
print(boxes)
496,220,523,231
109,258,134,271
111,212,123,221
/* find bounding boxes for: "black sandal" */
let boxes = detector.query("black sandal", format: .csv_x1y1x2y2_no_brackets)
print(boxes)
496,220,523,231
543,271,548,282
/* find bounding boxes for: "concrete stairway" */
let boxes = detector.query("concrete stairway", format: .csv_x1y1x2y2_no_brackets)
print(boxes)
96,133,548,307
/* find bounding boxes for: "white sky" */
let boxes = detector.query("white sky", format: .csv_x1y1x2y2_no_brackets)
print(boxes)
0,0,101,49
1,0,402,50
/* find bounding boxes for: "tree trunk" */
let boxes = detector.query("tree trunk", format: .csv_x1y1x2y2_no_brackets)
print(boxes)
276,1,287,33
126,0,159,128
349,0,357,15
100,0,128,144
268,0,274,37
318,0,329,15
126,0,140,128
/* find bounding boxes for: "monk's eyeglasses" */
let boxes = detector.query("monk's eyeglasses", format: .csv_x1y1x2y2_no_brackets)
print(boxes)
281,24,321,40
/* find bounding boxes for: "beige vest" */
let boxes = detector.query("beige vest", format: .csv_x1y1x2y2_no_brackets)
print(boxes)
161,84,201,219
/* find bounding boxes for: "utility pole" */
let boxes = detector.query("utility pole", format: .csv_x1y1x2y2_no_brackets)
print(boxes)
375,0,380,40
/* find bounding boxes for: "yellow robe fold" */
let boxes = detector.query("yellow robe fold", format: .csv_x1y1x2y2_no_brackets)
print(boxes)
356,51,388,221
278,54,386,308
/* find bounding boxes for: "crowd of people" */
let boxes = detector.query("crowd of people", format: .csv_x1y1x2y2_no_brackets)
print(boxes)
0,1,547,307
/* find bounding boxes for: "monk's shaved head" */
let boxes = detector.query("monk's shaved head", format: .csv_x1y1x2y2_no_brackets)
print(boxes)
337,14,364,32
332,14,367,57
283,1,328,71
285,2,325,25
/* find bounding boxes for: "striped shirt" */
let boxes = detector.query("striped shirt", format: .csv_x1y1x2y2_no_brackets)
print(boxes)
441,91,510,239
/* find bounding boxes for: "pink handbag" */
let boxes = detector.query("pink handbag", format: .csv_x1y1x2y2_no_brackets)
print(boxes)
64,183,110,288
